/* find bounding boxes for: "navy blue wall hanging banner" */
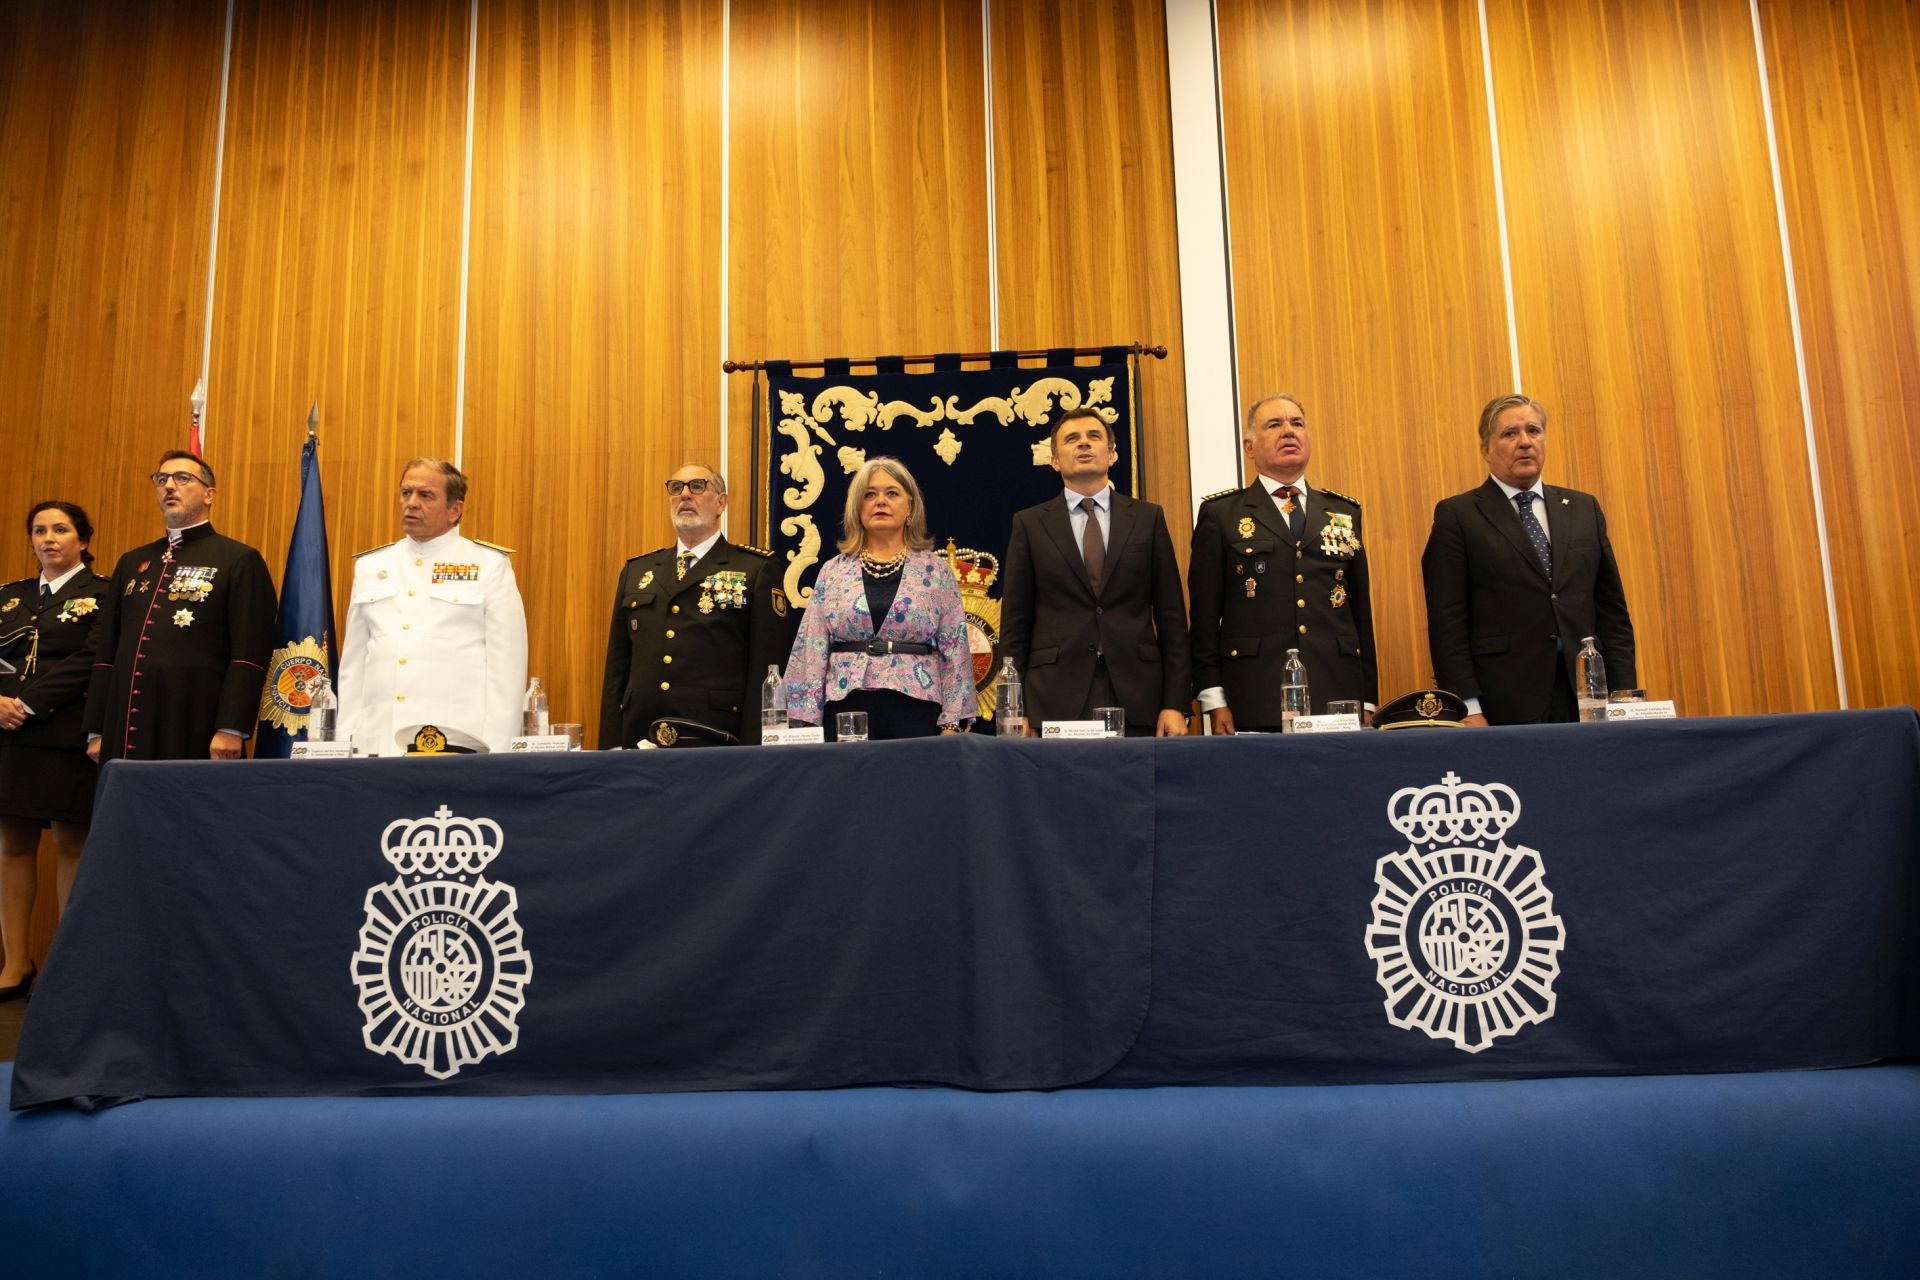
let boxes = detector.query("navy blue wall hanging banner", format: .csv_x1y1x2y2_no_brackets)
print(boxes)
761,353,1138,718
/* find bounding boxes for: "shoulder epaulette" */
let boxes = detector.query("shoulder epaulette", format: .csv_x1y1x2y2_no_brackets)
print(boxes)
1318,486,1361,507
352,543,391,558
0,577,31,590
471,538,516,555
1200,487,1239,504
733,542,773,558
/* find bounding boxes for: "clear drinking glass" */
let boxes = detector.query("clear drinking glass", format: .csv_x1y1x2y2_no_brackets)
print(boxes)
1094,707,1127,737
835,711,870,742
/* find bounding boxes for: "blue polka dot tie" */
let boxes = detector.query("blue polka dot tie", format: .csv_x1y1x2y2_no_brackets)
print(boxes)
1515,491,1551,577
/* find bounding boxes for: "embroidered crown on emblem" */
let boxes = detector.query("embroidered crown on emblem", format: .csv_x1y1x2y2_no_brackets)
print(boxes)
939,542,1000,593
1387,771,1521,848
380,804,504,878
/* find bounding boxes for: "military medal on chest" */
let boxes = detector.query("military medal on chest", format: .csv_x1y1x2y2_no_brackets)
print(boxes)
432,562,479,584
167,564,218,603
1331,567,1348,609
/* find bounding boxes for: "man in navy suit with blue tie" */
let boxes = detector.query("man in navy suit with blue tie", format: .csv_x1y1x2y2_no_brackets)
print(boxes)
1421,393,1637,725
999,407,1191,736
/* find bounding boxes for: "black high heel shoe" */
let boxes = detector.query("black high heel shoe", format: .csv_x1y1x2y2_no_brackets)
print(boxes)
0,960,35,1002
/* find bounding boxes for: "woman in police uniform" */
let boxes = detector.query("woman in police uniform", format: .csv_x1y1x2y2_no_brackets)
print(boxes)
0,501,106,999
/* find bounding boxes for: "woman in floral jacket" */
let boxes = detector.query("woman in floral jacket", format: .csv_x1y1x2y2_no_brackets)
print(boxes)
784,457,974,739
0,501,105,999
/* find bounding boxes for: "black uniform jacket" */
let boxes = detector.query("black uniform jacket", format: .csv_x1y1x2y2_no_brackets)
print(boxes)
84,524,277,761
1189,480,1377,722
0,567,107,749
999,491,1192,727
1421,478,1636,725
599,537,793,748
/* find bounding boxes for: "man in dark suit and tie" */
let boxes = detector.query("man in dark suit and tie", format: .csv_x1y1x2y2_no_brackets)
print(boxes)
999,407,1191,736
1421,393,1637,725
1188,392,1377,730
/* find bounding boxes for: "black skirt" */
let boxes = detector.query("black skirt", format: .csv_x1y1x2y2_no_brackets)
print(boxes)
0,739,99,825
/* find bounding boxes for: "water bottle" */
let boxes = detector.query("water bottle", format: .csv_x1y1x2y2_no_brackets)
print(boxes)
523,677,550,736
761,665,788,732
995,656,1025,736
1281,648,1310,733
1577,637,1609,722
306,673,338,743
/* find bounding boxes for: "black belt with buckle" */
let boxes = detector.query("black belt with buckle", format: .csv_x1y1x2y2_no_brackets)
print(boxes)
830,639,935,656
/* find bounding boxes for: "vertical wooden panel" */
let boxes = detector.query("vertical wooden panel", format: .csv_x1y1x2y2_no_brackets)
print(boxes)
1760,0,1920,711
990,0,1191,525
0,0,224,569
1218,0,1512,703
0,0,225,967
1488,0,1837,715
727,0,992,491
464,0,725,740
210,0,471,611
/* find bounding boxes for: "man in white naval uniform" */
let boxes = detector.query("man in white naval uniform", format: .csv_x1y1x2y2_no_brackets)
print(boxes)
338,457,528,754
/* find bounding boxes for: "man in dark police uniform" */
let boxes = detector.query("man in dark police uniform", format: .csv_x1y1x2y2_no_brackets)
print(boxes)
85,451,277,761
1189,392,1377,728
599,464,791,748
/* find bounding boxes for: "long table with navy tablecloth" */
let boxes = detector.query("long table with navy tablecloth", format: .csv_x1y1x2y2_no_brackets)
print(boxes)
11,709,1920,1108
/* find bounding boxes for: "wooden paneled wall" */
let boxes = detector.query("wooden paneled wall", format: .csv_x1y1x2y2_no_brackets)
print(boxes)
1759,0,1920,713
1217,0,1512,705
2,0,1919,784
209,0,471,571
989,0,1190,514
464,0,725,725
1485,0,1836,716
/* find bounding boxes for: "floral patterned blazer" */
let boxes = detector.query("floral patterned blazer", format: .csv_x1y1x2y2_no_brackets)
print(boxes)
783,551,974,727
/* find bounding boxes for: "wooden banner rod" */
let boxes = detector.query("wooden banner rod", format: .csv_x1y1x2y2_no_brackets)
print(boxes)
722,343,1167,373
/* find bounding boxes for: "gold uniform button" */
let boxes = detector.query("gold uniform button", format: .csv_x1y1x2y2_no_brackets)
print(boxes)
662,655,673,664
1296,598,1306,608
1229,648,1239,658
402,623,411,630
407,589,416,597
659,681,670,691
1295,574,1304,584
397,657,408,665
414,558,424,566
671,605,680,614
395,694,406,702
665,629,675,639
1298,624,1308,634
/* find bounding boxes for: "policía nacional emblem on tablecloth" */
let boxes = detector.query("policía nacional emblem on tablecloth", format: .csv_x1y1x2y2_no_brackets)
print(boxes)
350,804,533,1079
1363,773,1564,1053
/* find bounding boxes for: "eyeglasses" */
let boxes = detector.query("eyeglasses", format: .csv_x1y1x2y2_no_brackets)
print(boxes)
664,479,714,496
149,471,207,489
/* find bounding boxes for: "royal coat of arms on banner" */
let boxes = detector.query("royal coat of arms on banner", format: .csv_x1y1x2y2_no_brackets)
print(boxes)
762,356,1140,724
1364,772,1566,1052
351,804,534,1079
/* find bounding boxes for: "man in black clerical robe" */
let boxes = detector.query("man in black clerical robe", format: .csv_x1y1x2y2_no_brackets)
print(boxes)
85,451,277,762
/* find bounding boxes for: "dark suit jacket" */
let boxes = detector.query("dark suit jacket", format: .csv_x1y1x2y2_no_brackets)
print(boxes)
1421,478,1636,724
599,538,793,748
1188,480,1377,721
1000,491,1191,727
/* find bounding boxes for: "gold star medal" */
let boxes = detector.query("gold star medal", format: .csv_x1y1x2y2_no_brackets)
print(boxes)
173,607,195,627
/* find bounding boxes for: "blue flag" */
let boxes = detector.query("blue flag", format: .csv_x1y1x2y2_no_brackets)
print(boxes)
254,433,336,756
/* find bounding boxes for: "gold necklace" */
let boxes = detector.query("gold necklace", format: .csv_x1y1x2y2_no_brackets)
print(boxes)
860,551,906,578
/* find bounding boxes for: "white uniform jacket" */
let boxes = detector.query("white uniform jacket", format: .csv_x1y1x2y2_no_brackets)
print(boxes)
337,529,528,753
